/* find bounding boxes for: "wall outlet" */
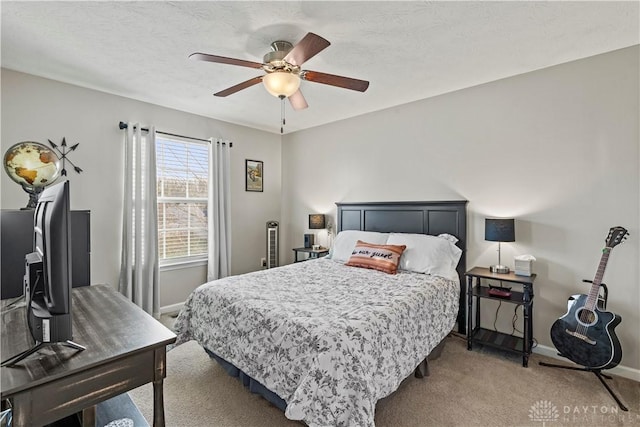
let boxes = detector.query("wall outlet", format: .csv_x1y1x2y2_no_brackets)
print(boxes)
261,257,266,267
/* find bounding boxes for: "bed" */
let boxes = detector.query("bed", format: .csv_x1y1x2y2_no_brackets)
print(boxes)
175,201,467,427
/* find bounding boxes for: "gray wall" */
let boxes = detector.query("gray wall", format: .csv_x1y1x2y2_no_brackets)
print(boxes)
281,46,639,372
0,69,281,307
2,46,638,374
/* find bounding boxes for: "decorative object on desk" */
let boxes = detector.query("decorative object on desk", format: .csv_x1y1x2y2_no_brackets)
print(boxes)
312,244,321,250
245,159,263,192
514,254,536,276
3,141,61,209
485,218,515,273
544,226,628,411
48,137,83,176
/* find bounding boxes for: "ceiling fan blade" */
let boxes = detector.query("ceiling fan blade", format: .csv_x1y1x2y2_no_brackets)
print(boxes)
190,53,264,69
214,76,263,97
302,70,369,92
288,89,308,110
283,33,330,66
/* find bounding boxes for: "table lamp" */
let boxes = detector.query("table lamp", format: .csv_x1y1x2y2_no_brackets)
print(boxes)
306,214,326,248
485,218,515,273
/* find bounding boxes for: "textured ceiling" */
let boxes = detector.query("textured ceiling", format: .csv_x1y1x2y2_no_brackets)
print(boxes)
2,1,638,134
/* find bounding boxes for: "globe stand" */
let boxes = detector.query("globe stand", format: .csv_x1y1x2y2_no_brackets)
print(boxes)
21,183,44,210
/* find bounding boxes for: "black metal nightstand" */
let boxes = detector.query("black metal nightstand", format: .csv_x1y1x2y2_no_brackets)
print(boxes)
465,266,536,367
292,247,329,262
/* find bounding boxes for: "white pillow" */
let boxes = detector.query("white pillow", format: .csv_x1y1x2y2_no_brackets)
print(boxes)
329,230,389,262
437,233,459,244
386,233,462,279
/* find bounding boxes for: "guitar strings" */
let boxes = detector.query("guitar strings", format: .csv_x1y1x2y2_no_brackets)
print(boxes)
574,248,610,338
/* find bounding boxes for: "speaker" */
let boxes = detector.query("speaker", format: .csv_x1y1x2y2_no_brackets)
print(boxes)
304,234,314,248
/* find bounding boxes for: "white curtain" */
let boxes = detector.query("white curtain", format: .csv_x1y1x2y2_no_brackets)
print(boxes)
119,123,160,318
207,138,232,281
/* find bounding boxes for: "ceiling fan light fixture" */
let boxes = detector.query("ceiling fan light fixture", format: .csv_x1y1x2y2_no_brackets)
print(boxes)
263,71,300,98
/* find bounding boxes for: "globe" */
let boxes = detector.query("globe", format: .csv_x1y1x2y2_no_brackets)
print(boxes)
4,141,61,208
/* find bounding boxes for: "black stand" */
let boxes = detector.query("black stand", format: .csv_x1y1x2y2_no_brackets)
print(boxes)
538,361,627,411
540,281,627,412
1,340,86,367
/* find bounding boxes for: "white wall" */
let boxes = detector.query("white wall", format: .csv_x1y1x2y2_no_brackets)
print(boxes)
1,69,281,307
281,47,640,371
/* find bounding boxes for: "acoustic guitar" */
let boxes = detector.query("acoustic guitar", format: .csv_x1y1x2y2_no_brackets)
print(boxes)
550,226,628,370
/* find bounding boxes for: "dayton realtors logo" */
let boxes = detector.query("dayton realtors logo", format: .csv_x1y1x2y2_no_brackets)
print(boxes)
529,400,639,425
529,400,560,426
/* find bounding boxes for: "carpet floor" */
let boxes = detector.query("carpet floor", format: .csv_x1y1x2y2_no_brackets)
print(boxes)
128,333,639,426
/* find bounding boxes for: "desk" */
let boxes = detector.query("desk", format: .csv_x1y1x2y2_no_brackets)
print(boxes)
292,247,329,262
1,285,176,426
465,267,536,367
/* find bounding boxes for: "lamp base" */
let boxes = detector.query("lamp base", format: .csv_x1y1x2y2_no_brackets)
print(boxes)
490,265,510,274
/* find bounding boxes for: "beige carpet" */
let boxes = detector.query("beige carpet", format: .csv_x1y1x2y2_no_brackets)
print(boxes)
129,334,639,426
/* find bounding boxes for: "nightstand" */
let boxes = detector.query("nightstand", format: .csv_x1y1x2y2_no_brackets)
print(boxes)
465,266,536,367
292,247,329,262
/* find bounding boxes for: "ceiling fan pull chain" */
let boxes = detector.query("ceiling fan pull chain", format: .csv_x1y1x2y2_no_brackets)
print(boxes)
280,95,286,134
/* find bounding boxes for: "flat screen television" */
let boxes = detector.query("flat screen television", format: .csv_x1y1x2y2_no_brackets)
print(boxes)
1,180,84,367
29,179,73,341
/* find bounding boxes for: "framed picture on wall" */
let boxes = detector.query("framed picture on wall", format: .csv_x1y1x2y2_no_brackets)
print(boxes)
245,159,263,192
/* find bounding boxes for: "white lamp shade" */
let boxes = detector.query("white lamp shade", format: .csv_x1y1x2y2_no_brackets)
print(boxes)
262,71,300,97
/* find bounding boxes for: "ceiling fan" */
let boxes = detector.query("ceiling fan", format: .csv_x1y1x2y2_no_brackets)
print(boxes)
189,32,370,113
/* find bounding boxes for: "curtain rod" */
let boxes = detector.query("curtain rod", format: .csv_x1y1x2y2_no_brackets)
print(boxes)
118,121,232,147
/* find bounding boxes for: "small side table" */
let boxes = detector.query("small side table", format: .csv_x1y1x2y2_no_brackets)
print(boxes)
465,266,536,367
292,247,329,262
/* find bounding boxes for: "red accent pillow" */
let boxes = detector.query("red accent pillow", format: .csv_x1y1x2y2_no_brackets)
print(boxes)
345,240,407,274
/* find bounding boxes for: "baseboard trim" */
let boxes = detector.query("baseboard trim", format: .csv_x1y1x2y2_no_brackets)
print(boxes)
160,301,185,315
534,344,640,382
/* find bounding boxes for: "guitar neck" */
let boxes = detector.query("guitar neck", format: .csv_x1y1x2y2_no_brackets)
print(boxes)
585,249,610,309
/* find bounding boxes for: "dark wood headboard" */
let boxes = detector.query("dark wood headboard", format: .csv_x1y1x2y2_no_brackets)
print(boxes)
336,201,468,334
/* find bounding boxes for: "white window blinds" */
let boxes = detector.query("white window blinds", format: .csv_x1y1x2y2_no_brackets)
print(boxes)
156,136,208,264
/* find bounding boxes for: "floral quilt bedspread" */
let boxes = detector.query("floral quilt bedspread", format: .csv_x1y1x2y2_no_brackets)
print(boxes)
175,258,459,427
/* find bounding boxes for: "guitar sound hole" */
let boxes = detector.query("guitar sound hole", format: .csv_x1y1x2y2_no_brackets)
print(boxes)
575,307,597,327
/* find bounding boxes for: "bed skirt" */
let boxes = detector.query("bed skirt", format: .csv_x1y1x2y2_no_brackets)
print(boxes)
204,349,288,411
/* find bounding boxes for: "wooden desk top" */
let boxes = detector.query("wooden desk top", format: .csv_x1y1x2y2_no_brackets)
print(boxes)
465,266,536,285
1,284,176,398
292,247,329,253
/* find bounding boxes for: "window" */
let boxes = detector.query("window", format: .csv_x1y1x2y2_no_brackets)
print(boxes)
156,136,208,266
